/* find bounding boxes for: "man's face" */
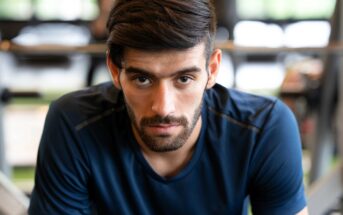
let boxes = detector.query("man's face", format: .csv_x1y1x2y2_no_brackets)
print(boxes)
109,43,220,153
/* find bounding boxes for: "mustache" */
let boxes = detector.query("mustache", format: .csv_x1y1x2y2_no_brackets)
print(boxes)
141,115,188,126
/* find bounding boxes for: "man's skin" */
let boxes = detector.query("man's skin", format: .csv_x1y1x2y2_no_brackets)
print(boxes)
107,42,219,177
107,41,308,214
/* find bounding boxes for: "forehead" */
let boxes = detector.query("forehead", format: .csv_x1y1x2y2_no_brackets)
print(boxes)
122,43,207,74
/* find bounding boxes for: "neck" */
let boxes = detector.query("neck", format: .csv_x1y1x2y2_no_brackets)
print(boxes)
133,117,202,178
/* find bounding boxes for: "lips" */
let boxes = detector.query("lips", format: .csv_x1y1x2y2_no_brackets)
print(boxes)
146,123,180,135
150,123,179,127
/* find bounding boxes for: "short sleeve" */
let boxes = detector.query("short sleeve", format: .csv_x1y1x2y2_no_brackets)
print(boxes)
249,100,307,215
28,101,92,215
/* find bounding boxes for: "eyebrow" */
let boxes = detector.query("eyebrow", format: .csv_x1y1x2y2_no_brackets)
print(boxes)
124,66,202,78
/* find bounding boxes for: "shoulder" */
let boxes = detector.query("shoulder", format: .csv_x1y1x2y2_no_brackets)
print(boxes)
49,82,125,130
204,85,306,213
204,84,288,131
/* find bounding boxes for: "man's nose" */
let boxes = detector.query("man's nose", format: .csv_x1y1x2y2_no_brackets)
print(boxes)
151,82,176,117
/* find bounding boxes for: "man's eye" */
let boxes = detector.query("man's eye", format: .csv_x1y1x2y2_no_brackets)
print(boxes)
134,76,152,86
177,76,192,84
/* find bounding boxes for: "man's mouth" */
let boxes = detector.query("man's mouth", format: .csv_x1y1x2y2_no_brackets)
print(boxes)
150,123,179,127
146,123,180,134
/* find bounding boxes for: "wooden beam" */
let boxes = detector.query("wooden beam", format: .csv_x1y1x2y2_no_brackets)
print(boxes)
2,40,343,55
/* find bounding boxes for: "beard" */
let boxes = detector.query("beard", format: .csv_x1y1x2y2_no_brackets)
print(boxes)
125,95,204,153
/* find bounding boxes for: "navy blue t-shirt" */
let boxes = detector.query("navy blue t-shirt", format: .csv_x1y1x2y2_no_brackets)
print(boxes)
29,82,306,214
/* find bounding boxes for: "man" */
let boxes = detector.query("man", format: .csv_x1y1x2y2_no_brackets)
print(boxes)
29,0,308,214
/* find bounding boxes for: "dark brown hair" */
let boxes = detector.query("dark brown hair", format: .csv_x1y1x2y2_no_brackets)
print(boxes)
106,0,216,68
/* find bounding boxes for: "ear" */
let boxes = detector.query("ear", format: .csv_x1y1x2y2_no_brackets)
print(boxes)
106,52,122,90
206,49,222,89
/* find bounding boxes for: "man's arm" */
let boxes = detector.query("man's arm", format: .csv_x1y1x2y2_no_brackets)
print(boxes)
249,99,307,214
29,101,92,214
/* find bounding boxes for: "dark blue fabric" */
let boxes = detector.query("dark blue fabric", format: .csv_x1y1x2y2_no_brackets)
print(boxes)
29,82,306,215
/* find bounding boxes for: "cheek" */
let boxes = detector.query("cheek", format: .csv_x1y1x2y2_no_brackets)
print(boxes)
176,88,204,116
122,87,153,120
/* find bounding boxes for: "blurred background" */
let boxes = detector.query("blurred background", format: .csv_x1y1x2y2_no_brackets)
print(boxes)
0,0,341,214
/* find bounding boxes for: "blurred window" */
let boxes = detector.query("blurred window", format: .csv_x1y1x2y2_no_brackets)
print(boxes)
237,0,336,20
234,21,284,47
0,0,32,20
0,0,98,20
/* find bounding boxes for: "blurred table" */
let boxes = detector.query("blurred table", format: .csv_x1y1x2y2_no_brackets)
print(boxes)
0,40,107,55
3,40,343,55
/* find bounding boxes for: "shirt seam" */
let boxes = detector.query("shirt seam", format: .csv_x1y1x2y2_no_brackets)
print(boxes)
207,106,261,133
75,106,125,131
